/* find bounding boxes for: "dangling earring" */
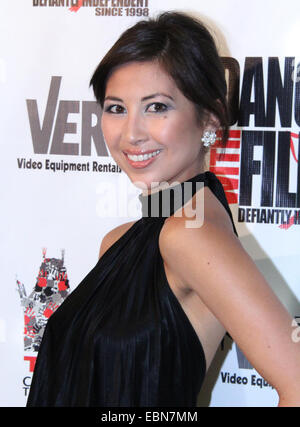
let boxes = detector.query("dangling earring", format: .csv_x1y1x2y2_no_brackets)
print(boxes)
201,130,216,147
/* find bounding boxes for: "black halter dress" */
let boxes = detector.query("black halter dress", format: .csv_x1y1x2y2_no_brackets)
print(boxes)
27,171,237,407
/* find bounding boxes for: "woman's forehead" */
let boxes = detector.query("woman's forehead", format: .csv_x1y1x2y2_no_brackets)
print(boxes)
105,61,179,99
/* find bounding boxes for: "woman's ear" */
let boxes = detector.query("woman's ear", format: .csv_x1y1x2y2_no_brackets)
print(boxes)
203,111,220,132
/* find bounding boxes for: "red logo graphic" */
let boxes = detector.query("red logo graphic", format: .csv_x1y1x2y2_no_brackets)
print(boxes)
69,0,83,12
279,132,299,230
17,248,71,371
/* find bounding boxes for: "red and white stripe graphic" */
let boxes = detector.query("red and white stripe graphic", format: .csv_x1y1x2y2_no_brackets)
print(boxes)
209,129,241,205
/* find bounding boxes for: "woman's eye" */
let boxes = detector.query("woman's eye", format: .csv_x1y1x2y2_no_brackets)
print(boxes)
105,104,125,114
146,103,168,113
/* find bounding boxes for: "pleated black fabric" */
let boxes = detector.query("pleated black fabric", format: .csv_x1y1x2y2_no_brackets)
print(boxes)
27,171,237,407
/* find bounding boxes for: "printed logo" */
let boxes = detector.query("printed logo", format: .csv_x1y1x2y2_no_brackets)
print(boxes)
210,56,300,230
22,76,121,174
16,248,71,396
218,338,274,394
32,0,150,17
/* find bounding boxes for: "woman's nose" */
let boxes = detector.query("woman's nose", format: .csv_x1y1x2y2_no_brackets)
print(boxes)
122,112,148,145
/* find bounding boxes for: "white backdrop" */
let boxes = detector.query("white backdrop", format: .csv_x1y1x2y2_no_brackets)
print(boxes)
1,0,300,407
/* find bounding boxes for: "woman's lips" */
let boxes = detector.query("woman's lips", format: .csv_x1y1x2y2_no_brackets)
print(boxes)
124,149,162,169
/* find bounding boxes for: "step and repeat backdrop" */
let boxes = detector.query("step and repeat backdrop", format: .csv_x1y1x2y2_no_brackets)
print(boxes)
1,0,300,407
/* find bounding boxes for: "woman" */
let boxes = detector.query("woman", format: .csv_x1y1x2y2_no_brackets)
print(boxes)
27,12,300,407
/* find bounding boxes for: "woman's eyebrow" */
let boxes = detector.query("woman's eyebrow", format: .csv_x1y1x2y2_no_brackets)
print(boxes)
141,93,174,101
104,93,175,102
104,96,123,102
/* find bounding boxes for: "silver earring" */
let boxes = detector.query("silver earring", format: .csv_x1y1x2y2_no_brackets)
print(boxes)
201,130,216,147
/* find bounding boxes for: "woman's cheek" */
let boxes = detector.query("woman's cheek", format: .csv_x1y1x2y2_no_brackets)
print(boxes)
101,118,118,148
149,119,176,144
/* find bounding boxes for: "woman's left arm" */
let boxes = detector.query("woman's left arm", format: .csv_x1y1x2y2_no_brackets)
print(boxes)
162,218,300,406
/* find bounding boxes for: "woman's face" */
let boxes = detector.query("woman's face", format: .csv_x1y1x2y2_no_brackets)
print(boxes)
101,61,208,192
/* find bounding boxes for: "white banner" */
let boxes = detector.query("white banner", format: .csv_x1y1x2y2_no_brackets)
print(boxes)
1,0,300,407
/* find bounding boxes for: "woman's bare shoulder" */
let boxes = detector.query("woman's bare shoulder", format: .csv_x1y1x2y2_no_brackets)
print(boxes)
160,188,300,403
159,185,236,260
99,220,137,259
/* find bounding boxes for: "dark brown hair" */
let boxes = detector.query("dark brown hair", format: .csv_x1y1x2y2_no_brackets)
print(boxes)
90,11,229,146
